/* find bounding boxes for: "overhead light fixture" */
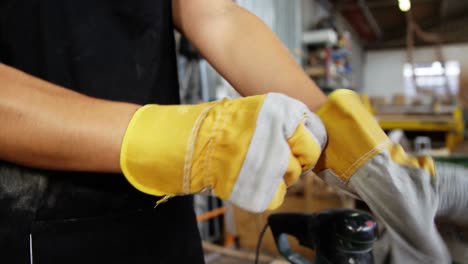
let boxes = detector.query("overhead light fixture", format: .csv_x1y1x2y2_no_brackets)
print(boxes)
398,0,411,12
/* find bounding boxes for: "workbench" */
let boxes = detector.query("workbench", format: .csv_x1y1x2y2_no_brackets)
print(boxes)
375,107,464,152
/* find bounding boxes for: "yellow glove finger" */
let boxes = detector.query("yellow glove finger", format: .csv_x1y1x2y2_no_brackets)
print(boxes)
283,151,302,187
288,120,323,172
267,181,287,210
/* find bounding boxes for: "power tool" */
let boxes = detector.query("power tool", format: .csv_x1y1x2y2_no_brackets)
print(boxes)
265,209,378,264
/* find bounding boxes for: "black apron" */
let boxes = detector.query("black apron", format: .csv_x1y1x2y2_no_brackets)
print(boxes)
0,0,204,263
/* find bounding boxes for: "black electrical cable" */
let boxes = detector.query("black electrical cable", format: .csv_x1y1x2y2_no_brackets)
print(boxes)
254,222,270,264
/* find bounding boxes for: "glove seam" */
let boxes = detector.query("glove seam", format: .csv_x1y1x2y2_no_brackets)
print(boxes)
341,139,392,180
182,103,217,194
201,100,230,189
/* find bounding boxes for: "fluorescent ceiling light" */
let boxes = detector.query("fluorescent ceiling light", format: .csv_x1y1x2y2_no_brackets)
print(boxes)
398,0,411,12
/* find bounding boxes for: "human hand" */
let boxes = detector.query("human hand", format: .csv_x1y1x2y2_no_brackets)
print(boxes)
120,93,326,212
313,89,452,263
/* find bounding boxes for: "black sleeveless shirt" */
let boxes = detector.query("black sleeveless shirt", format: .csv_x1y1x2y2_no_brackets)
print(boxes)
0,1,203,263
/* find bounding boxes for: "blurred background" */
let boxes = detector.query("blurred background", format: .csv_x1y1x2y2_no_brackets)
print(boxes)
177,1,468,263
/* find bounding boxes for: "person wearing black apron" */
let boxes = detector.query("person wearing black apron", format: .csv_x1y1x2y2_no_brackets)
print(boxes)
2,1,468,264
0,0,332,264
0,1,203,263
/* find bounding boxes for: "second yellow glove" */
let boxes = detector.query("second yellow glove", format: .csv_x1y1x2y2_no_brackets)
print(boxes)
313,89,450,263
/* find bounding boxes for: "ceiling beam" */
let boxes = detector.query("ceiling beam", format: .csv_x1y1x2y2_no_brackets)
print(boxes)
439,0,450,19
325,0,382,41
379,17,439,42
365,14,468,49
365,35,468,51
337,0,437,9
369,7,468,43
358,0,383,39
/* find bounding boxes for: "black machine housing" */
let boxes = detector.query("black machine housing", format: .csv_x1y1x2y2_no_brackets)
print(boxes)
268,209,378,264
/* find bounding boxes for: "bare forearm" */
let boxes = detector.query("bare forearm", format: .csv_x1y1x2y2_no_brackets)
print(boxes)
174,1,326,111
0,64,139,172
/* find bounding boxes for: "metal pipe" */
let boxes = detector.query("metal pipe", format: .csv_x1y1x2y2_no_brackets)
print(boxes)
358,0,383,39
339,0,436,9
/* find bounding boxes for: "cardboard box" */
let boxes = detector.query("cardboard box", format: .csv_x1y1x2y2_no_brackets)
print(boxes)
392,94,407,106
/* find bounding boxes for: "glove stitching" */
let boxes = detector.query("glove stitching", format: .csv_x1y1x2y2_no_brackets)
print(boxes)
182,103,217,194
201,101,227,188
205,101,232,190
341,139,392,180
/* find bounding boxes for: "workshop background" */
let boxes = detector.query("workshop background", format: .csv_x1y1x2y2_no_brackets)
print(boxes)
177,0,468,263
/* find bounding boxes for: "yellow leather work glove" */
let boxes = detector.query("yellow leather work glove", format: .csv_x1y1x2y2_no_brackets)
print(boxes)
121,93,326,212
313,89,451,263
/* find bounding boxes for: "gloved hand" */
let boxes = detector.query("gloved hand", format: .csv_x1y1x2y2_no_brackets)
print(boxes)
120,93,326,212
313,89,452,263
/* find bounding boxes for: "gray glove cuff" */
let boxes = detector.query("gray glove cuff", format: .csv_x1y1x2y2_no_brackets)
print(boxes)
435,162,468,225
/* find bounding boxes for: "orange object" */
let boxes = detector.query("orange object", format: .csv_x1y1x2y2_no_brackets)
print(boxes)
197,207,226,222
223,232,237,247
